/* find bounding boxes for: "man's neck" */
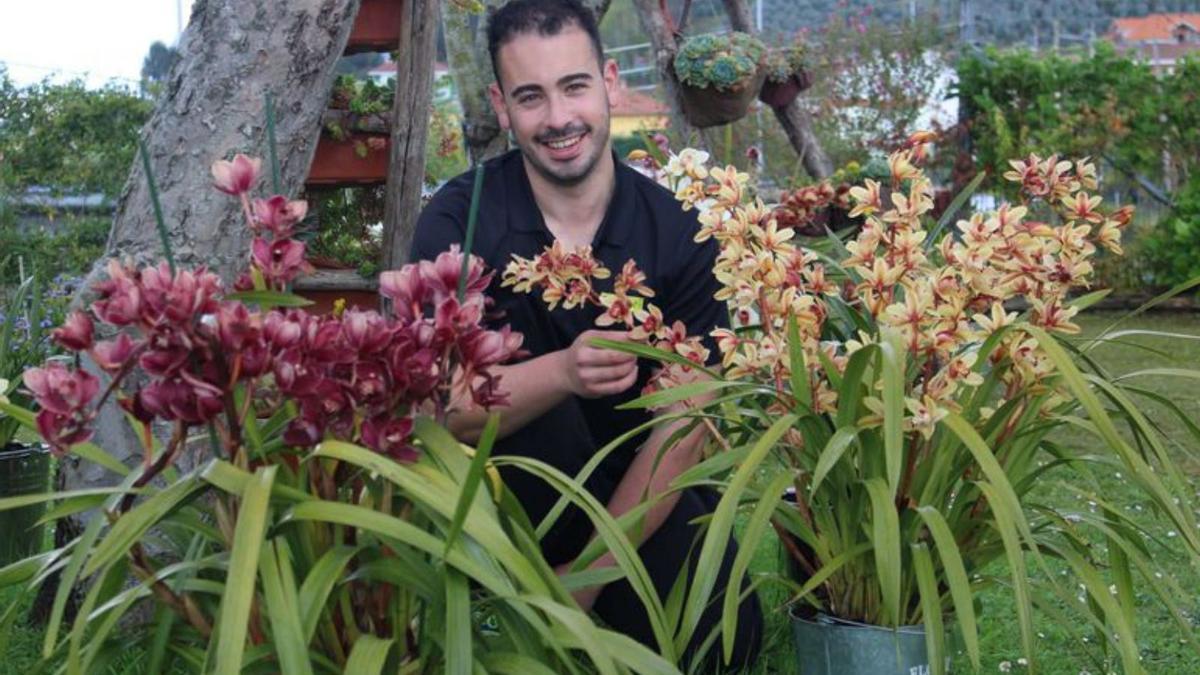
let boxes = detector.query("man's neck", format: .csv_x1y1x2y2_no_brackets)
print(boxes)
524,150,616,250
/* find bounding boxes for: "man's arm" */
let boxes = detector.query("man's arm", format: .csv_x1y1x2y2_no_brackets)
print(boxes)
561,375,712,610
447,329,640,443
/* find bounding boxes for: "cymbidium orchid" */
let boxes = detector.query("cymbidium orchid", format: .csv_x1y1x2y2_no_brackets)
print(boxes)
22,157,523,469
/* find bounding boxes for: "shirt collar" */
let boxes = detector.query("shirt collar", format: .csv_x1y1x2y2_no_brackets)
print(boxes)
505,150,633,249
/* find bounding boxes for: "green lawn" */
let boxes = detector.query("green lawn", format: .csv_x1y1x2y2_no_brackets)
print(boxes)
3,313,1199,674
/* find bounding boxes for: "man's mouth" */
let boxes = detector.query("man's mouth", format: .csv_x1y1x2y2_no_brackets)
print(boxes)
543,133,585,150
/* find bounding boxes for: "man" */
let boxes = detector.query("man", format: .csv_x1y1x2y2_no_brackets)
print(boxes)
409,0,762,668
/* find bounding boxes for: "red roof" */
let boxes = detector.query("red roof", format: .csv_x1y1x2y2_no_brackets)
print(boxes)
1110,13,1200,42
611,82,669,117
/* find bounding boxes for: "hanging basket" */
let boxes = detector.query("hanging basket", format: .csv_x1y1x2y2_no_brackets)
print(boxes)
759,68,813,108
678,69,767,128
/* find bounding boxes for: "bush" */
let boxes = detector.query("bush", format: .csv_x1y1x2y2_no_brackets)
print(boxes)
0,216,109,287
1142,179,1200,288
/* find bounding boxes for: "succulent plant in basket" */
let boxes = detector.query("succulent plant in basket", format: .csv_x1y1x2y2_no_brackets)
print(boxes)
672,32,767,128
760,42,812,108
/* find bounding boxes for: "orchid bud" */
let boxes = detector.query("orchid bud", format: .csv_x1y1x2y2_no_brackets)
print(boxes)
92,333,141,372
23,363,99,416
53,311,94,351
211,153,262,196
252,195,308,237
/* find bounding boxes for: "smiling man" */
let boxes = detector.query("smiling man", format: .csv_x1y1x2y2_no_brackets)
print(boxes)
408,0,762,669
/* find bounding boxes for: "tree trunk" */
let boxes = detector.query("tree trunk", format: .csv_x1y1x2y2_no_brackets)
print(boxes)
383,0,440,268
719,0,832,180
444,0,615,165
70,0,360,489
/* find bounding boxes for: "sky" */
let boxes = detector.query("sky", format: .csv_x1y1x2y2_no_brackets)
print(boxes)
0,0,195,89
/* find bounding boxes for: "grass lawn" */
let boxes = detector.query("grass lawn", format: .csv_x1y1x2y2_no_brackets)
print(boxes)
2,313,1198,674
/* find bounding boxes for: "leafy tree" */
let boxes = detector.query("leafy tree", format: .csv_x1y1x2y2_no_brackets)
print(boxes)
140,41,181,84
0,68,152,198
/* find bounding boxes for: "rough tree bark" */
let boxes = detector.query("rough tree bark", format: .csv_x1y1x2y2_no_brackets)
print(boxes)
719,0,833,180
443,0,614,165
382,0,440,267
70,0,361,489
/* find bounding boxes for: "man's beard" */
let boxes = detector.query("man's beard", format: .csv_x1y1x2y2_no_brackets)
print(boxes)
518,117,609,188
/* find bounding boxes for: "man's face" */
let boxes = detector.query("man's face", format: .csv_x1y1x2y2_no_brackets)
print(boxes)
488,25,619,187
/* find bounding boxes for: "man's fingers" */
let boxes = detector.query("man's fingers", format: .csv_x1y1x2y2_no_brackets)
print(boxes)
578,347,637,367
580,361,637,385
589,366,639,396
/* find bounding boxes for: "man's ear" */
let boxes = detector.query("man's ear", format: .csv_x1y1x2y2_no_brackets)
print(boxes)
487,82,510,130
602,58,620,103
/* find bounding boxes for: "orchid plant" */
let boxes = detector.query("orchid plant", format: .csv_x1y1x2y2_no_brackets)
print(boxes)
0,154,677,674
513,138,1200,673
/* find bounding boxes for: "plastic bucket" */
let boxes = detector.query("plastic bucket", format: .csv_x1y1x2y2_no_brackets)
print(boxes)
0,442,51,565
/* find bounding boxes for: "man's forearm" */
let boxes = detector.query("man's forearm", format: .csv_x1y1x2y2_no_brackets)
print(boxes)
588,415,707,570
446,351,572,443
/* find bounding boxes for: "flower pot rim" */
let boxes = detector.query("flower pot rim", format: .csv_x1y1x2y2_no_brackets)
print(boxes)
788,607,926,635
0,441,50,458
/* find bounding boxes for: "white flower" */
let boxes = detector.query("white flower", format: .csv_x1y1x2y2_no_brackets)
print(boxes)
1017,658,1028,667
999,661,1012,672
0,378,8,405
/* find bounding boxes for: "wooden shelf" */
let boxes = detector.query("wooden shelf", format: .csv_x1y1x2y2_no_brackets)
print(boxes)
294,269,379,314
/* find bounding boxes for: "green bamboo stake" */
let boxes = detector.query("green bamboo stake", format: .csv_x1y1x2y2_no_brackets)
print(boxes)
265,93,282,195
456,163,486,302
138,137,176,275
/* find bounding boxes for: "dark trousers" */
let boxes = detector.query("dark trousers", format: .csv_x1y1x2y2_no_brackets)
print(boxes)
591,488,764,673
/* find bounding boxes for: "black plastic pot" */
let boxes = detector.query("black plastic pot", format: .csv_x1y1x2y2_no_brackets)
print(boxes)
0,442,51,565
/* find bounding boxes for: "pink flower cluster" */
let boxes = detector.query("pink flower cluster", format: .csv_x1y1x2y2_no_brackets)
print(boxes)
21,155,523,463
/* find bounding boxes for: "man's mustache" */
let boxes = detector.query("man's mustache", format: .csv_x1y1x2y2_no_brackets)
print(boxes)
535,124,590,143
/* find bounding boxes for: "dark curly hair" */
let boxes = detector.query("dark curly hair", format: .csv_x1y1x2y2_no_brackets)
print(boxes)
486,0,605,88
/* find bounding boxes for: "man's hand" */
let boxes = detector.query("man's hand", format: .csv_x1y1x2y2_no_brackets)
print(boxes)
562,329,638,399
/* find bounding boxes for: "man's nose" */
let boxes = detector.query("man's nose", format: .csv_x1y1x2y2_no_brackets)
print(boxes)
545,92,574,130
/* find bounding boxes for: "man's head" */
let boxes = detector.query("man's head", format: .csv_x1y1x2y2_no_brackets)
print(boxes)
486,0,619,188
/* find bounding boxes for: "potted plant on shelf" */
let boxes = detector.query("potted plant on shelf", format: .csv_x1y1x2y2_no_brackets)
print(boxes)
759,41,812,108
309,76,394,186
607,137,1200,674
672,32,766,128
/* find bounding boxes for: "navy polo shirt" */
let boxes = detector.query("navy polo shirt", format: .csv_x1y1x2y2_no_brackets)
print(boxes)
410,149,727,563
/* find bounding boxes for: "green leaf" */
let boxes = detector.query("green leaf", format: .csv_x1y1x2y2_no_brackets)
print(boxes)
676,413,797,655
83,473,204,577
787,314,812,411
298,546,359,641
878,332,905,494
863,478,901,627
926,170,986,249
810,426,860,493
617,379,745,411
587,337,718,378
911,542,945,675
213,465,276,675
0,486,141,512
975,481,1036,671
444,568,472,675
224,290,314,308
342,635,392,675
258,538,313,675
478,652,561,675
721,472,792,663
915,506,980,670
444,413,499,556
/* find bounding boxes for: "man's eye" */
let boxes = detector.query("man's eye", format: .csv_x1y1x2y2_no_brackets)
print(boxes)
567,82,587,92
517,94,540,105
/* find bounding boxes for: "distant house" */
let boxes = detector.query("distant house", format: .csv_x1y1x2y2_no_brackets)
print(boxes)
367,59,456,104
610,81,669,137
1107,13,1200,74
